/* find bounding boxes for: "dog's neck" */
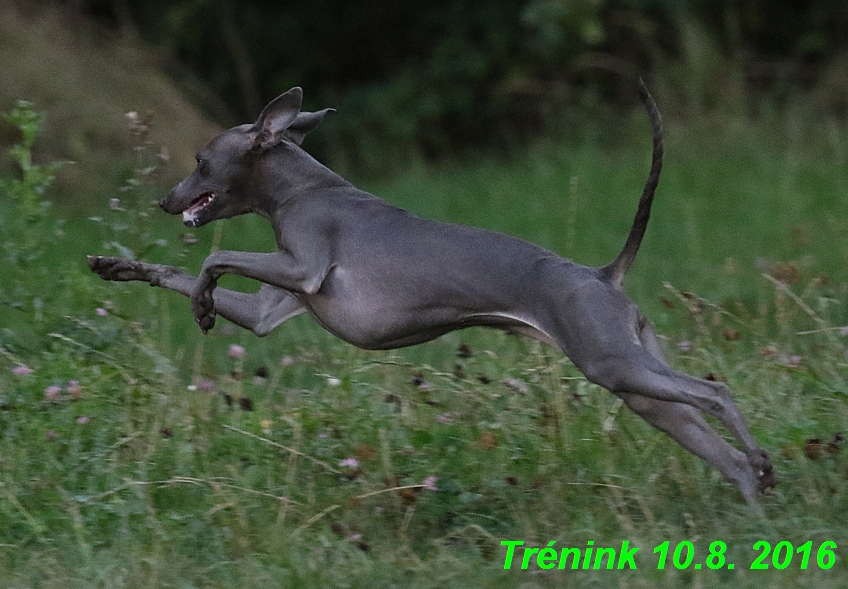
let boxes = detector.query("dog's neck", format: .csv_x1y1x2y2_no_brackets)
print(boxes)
249,142,352,220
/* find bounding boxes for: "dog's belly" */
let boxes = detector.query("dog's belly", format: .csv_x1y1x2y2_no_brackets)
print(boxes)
298,255,578,350
300,278,553,351
301,293,470,350
305,301,551,350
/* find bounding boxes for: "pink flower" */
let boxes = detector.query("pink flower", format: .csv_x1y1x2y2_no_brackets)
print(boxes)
12,364,34,376
781,354,803,369
95,308,108,317
76,416,90,425
338,457,359,469
422,475,439,491
67,380,82,399
44,385,61,401
228,344,246,358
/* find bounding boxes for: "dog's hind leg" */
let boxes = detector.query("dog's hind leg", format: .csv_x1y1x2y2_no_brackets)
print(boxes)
612,319,763,499
589,343,773,491
615,391,769,501
550,282,774,498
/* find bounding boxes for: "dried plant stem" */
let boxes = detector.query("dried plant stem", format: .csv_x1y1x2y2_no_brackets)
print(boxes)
222,424,341,474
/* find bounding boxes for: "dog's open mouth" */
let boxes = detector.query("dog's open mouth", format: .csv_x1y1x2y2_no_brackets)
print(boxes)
182,192,215,226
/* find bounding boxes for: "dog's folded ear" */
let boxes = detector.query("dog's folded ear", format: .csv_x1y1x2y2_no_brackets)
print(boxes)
252,87,304,151
251,87,334,150
284,108,335,146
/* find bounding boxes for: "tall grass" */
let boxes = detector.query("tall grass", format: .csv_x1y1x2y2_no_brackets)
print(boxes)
1,102,848,588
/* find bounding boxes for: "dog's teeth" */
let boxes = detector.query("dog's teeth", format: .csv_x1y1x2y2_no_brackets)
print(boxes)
182,192,214,225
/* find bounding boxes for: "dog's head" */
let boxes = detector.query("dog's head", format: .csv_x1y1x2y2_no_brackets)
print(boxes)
160,87,332,227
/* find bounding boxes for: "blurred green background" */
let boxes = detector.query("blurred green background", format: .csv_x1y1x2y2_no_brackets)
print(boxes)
3,0,848,189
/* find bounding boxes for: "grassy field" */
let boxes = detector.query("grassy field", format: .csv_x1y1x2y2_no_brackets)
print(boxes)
2,103,848,588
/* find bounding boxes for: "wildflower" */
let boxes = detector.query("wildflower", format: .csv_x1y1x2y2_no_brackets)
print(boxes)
67,380,82,400
197,379,216,391
422,475,439,491
95,308,108,317
477,432,498,450
228,344,246,359
782,354,803,369
280,355,295,366
502,377,529,394
260,419,272,434
76,416,90,425
12,364,34,376
44,385,61,401
339,457,359,469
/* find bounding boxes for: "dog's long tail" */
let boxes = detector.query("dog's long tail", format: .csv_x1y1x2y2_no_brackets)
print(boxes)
599,79,663,285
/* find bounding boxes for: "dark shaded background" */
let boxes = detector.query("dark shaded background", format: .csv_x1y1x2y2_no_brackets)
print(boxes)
6,0,848,180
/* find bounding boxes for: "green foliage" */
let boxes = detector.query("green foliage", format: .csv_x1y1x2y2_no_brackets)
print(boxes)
522,0,606,56
0,101,72,352
70,0,848,174
0,100,68,265
87,111,171,262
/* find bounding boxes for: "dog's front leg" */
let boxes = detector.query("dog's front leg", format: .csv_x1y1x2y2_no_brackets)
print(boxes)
89,256,307,336
192,249,330,333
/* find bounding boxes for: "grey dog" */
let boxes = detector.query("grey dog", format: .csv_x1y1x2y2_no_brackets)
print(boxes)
89,82,775,502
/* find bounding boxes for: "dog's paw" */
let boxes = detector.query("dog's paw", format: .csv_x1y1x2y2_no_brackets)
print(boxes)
87,256,149,282
191,284,217,334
